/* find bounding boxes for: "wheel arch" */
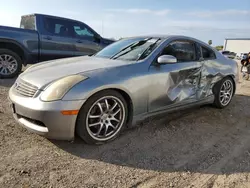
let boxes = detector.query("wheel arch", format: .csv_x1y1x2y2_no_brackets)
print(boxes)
212,74,236,95
226,74,236,95
78,87,134,129
112,88,134,127
0,39,26,64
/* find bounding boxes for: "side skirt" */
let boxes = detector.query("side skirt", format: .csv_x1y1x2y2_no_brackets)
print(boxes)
131,95,214,126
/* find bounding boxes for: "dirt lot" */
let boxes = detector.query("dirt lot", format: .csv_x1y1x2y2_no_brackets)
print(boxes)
1,64,250,188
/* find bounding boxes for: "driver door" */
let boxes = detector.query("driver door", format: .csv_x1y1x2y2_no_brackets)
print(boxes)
70,21,102,56
148,39,203,112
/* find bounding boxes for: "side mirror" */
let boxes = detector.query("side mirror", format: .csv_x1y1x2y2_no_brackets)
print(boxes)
157,55,177,64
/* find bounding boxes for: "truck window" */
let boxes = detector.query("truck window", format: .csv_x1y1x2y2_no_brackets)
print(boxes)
44,17,71,37
20,15,36,30
71,23,95,38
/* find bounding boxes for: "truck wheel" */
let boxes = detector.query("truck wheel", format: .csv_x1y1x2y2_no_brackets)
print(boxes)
0,49,22,78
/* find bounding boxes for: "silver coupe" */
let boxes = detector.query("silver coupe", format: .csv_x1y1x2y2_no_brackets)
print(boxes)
9,35,238,144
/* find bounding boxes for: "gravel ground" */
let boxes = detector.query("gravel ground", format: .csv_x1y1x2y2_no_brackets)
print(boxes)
1,63,250,188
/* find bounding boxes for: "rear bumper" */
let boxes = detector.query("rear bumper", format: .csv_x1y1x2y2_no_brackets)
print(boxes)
9,86,86,140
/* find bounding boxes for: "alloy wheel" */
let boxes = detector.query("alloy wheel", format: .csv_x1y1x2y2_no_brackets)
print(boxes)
219,80,233,106
86,96,126,141
0,54,18,76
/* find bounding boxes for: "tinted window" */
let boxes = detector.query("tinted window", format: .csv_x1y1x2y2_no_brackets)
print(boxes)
202,46,216,59
161,40,196,62
72,23,95,38
20,15,35,30
44,17,71,37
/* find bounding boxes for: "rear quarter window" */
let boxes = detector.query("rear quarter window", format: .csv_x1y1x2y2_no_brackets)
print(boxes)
20,15,36,30
201,46,216,60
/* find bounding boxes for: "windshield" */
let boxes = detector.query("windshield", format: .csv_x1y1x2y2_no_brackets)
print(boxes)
95,37,162,61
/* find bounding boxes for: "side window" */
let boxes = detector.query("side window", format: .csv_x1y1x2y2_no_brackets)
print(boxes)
71,22,95,38
201,46,216,59
161,40,196,62
44,17,71,37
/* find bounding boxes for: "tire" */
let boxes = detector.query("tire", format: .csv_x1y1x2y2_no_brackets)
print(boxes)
0,49,22,79
76,90,128,145
213,77,235,109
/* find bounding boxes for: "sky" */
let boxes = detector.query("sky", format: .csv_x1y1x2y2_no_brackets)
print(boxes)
0,0,249,45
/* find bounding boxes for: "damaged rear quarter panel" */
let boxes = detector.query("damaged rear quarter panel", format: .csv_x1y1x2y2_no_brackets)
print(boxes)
147,38,237,113
198,55,238,99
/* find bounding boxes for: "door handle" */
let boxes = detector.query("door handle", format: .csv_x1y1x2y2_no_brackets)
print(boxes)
44,36,52,40
76,40,82,43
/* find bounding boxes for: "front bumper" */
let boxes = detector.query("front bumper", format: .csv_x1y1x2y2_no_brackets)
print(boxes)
9,86,86,140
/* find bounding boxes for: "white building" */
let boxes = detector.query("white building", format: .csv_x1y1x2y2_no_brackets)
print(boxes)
223,38,250,53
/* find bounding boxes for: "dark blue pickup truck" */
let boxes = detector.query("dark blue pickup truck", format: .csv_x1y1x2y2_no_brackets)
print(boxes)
0,14,114,78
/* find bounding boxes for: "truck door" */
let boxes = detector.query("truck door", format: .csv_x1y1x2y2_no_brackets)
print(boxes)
69,21,102,56
39,16,76,62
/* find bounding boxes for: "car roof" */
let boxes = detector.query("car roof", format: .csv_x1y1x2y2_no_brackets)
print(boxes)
124,35,213,49
125,35,199,40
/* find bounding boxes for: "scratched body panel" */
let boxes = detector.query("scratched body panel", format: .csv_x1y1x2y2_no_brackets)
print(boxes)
148,61,202,112
198,58,238,99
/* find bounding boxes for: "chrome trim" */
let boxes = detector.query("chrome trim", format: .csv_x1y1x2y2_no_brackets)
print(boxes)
15,79,38,97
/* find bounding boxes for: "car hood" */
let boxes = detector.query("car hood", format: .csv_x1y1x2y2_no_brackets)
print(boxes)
19,56,130,89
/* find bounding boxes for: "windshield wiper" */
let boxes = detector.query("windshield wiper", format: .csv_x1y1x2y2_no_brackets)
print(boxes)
110,38,152,60
137,38,161,60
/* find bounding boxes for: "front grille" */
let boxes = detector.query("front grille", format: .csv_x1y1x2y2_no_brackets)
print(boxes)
15,79,38,97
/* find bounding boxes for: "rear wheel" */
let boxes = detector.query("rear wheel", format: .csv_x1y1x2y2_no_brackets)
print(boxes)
0,49,22,78
213,77,234,108
76,90,128,145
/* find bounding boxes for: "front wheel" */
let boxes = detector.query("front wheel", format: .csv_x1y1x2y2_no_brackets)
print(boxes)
76,90,128,145
213,77,235,108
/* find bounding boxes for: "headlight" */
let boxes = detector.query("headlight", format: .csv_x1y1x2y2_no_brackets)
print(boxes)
41,75,87,102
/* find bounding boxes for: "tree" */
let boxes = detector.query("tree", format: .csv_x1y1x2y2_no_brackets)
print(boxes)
208,40,212,45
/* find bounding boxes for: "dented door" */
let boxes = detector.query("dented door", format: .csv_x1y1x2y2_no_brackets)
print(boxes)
147,39,203,112
148,61,202,112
